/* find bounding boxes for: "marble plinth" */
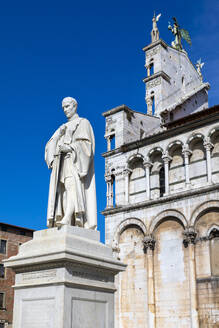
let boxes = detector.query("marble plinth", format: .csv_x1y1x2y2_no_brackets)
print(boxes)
4,226,126,328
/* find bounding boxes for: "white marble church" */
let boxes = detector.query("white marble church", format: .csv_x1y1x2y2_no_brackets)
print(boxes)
102,15,219,328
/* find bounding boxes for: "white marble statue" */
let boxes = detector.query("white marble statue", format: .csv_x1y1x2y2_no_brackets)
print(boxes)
151,12,161,43
45,97,97,229
196,58,204,81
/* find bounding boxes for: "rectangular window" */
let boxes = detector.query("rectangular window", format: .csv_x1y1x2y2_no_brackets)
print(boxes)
0,292,5,309
0,240,6,254
0,265,5,279
0,323,4,328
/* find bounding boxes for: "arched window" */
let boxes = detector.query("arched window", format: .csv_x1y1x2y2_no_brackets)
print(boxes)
150,91,155,115
150,62,154,75
159,166,165,197
190,138,205,162
152,95,155,115
110,134,115,150
111,173,116,207
128,156,146,204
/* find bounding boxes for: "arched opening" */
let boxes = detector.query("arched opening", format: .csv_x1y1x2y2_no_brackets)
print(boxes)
194,210,219,326
116,225,147,328
149,149,163,199
149,60,154,76
188,136,207,186
153,218,190,326
190,138,205,162
111,173,116,207
151,95,155,115
168,142,184,192
210,129,219,183
159,166,165,197
128,156,146,204
110,134,115,150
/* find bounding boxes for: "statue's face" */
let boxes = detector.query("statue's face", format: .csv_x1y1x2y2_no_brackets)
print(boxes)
62,100,76,119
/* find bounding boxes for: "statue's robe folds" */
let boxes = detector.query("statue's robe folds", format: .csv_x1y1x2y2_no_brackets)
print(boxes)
45,114,97,229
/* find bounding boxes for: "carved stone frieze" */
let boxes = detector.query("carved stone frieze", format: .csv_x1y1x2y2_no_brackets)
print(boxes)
66,264,110,283
147,77,161,89
146,46,160,58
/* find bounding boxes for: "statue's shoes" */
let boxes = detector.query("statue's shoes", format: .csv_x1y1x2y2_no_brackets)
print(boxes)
56,218,69,228
75,217,83,228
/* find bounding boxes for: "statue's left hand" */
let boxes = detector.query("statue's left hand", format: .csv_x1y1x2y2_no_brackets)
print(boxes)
59,144,72,153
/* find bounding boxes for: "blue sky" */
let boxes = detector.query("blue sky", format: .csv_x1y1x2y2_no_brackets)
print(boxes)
0,0,218,242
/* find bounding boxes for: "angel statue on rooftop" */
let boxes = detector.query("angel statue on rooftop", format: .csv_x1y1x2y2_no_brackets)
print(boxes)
168,17,191,51
45,97,97,230
151,12,161,43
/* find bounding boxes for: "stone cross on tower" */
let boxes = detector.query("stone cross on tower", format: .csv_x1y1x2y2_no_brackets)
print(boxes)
151,12,161,43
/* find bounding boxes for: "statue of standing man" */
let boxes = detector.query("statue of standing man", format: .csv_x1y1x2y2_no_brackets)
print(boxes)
45,97,97,230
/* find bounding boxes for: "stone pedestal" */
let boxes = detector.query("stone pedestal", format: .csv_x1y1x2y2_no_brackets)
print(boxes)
4,226,126,328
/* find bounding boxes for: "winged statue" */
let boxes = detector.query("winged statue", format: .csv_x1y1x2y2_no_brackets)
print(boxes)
151,12,161,43
168,17,191,51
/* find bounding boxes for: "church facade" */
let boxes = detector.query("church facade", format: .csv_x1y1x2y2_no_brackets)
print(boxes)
102,16,219,328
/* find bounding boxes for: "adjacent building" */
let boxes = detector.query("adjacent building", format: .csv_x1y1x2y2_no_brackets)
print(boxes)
0,223,34,327
102,16,219,327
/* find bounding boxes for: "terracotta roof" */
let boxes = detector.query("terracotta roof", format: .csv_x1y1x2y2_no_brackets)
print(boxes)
0,222,35,232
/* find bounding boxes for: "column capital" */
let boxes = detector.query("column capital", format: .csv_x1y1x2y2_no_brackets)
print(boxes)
143,234,156,252
143,161,153,169
183,227,197,248
162,153,172,163
182,145,192,157
204,139,214,151
123,168,132,177
146,96,153,104
105,174,112,183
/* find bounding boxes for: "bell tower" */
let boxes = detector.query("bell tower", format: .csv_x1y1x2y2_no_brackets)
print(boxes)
143,16,210,123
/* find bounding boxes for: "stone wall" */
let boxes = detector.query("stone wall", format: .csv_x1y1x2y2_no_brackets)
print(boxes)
0,226,33,327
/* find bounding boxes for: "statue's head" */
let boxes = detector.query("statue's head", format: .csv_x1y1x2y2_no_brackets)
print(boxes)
62,97,78,119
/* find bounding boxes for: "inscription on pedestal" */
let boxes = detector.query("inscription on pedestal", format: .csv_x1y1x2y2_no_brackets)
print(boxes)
67,265,109,283
22,269,57,283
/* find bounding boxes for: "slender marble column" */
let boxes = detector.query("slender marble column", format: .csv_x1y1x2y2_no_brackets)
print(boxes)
162,153,172,195
106,136,111,152
204,138,214,184
146,65,150,77
105,175,112,208
143,235,156,328
144,161,152,200
183,227,199,328
182,145,192,187
123,169,132,204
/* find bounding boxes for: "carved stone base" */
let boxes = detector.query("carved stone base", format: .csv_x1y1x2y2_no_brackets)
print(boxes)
4,226,126,328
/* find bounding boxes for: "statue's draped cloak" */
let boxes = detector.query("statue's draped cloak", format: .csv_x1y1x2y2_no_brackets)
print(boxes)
45,115,97,229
